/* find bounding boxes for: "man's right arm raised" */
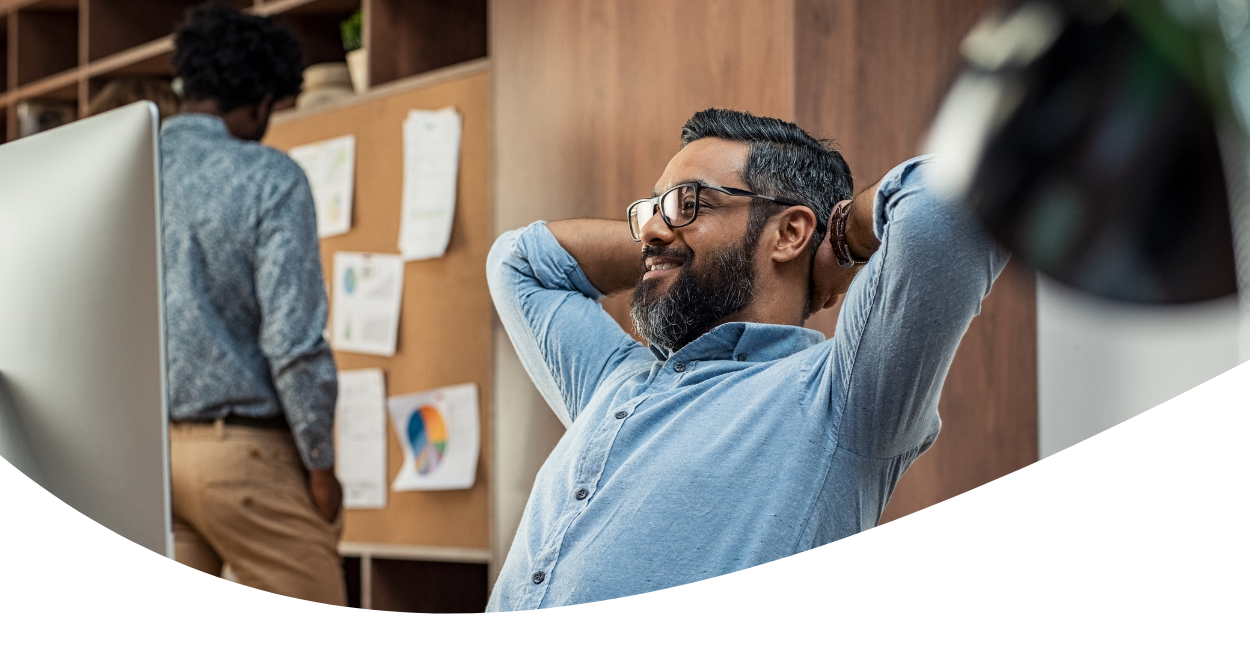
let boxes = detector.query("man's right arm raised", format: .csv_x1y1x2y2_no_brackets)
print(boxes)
486,219,647,428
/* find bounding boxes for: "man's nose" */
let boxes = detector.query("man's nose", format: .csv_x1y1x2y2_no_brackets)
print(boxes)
639,208,677,245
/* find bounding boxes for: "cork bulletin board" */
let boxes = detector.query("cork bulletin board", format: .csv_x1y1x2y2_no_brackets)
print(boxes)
265,62,492,550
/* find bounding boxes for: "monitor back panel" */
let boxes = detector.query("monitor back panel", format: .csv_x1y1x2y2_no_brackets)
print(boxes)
0,102,171,557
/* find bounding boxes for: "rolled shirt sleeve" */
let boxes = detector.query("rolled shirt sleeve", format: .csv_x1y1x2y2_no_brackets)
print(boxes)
254,166,338,470
827,156,1011,460
487,221,649,428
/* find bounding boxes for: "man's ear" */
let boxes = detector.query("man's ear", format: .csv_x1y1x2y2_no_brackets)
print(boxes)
769,205,817,264
254,94,276,121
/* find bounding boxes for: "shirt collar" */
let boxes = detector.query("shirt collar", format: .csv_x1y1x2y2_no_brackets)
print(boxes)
160,113,232,139
649,322,825,363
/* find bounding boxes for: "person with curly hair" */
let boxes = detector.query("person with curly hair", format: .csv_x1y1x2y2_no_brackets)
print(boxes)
160,1,345,605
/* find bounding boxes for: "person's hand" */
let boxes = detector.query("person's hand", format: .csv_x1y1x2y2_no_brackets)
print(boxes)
808,201,863,314
307,468,343,523
808,192,883,315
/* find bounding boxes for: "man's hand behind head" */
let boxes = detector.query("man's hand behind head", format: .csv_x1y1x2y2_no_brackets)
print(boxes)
810,234,860,314
808,185,884,316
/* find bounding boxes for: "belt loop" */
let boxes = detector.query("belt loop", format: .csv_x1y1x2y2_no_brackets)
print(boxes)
214,418,226,440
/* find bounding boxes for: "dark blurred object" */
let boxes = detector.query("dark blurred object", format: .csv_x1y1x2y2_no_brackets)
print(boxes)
16,99,77,138
928,0,1239,303
87,77,180,121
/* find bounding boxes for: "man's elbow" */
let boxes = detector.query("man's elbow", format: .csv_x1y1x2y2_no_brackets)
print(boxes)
486,229,521,293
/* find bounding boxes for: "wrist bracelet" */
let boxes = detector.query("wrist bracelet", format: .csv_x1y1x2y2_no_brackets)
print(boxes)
830,201,869,269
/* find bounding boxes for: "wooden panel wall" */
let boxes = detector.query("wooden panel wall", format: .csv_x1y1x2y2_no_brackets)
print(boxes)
491,0,1036,558
265,67,493,549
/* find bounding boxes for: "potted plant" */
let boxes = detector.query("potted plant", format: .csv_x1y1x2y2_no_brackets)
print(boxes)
342,9,367,94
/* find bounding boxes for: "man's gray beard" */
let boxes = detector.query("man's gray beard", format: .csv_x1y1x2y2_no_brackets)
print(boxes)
629,241,756,352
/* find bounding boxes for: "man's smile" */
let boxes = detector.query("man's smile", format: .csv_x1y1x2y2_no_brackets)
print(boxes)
643,255,684,280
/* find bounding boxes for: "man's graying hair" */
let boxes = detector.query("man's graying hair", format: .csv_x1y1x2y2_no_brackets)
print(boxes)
680,109,853,257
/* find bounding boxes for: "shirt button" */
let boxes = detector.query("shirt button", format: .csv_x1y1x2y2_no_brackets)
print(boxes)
532,571,546,584
673,362,686,372
575,488,588,500
736,354,747,362
614,410,627,419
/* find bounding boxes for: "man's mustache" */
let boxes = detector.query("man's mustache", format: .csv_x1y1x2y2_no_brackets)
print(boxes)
639,244,694,266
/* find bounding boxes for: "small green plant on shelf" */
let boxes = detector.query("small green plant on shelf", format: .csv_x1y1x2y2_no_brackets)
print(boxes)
341,9,362,52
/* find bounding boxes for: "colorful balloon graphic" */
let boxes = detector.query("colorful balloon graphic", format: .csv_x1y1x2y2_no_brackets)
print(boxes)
406,405,447,475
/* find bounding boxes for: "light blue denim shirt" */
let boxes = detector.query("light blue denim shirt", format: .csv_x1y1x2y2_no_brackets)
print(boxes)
161,114,336,470
485,157,1009,610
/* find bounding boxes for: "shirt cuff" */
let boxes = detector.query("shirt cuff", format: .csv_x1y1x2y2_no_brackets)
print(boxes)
294,429,335,470
519,221,606,301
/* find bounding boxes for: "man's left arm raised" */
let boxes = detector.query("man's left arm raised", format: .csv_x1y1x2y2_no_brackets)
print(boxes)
818,157,1012,461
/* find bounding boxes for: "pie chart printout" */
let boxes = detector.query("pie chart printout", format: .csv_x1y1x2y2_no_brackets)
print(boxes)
406,405,447,475
387,382,480,491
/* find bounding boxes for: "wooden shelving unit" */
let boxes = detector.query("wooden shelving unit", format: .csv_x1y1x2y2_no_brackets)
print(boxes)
1,0,487,141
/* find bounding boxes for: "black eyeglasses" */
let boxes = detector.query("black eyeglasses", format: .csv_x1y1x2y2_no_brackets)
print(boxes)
626,182,802,241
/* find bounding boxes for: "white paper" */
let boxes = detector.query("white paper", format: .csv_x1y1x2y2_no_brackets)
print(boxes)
288,134,356,238
331,252,404,356
388,383,479,491
399,107,461,260
334,369,387,509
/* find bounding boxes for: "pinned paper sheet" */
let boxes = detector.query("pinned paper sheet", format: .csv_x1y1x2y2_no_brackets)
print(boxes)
388,383,479,491
289,134,355,238
331,252,404,357
334,369,387,509
399,107,461,260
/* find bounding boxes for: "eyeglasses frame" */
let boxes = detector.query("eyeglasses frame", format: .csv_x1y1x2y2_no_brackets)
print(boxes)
626,181,803,242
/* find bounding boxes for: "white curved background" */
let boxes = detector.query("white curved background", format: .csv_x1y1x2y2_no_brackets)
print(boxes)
3,362,1247,650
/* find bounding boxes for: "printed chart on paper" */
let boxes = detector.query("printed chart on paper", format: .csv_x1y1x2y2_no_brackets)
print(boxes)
387,383,479,491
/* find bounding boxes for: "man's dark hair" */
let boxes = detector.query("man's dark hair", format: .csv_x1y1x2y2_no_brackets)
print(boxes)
172,2,303,113
680,109,853,257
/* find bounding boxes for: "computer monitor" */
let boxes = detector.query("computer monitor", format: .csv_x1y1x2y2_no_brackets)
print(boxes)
0,101,171,557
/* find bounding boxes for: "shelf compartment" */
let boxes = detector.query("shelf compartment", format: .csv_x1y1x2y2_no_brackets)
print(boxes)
13,0,79,86
368,0,486,87
85,33,171,79
11,73,76,138
263,0,360,69
368,558,488,613
85,0,248,63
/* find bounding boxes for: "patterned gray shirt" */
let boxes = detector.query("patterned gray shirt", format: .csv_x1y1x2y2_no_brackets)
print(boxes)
161,113,336,470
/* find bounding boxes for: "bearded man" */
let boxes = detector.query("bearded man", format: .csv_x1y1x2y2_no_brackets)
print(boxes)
485,108,1008,610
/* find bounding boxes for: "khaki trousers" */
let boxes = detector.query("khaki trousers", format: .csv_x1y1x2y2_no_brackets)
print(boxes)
170,421,346,606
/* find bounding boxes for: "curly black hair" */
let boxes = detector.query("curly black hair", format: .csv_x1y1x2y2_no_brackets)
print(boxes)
172,1,303,112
